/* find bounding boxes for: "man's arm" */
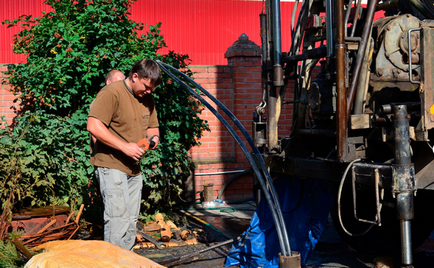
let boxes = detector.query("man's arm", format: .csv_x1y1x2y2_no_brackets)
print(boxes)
147,127,160,149
87,116,145,161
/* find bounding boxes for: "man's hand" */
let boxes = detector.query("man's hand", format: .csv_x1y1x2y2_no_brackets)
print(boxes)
147,127,160,150
88,117,145,161
122,143,145,161
150,136,159,150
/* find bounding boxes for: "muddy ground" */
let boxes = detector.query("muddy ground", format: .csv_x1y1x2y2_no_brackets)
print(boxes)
135,202,434,268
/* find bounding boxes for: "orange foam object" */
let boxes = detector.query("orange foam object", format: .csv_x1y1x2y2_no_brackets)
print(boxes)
25,240,166,268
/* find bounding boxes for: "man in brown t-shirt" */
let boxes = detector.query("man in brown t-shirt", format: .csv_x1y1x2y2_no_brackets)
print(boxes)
87,59,161,250
90,70,125,148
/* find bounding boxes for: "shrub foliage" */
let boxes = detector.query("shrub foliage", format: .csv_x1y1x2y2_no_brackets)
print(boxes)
0,0,208,224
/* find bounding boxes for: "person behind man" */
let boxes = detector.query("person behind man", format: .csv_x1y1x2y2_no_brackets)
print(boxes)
87,59,161,250
105,69,125,85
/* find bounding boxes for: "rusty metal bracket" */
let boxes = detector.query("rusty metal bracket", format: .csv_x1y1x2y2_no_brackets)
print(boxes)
408,28,422,84
351,167,384,226
420,20,434,132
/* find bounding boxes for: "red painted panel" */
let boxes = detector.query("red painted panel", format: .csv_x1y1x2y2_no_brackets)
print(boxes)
130,0,280,65
0,0,385,65
0,1,52,64
0,0,297,65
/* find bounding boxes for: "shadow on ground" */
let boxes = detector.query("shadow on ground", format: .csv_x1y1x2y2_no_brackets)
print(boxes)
135,202,434,268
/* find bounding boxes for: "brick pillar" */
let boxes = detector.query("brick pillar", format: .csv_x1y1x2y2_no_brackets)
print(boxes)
224,33,262,161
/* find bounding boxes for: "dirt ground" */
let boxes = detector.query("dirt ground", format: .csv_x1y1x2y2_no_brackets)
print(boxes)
134,202,434,268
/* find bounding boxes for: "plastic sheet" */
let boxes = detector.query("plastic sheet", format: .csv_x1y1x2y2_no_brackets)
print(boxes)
25,240,166,268
225,177,335,267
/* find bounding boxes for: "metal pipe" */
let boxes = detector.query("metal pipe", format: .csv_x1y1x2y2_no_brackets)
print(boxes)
271,0,284,88
160,236,237,267
194,170,246,176
260,13,267,75
267,0,280,152
382,102,420,113
346,0,377,116
394,105,412,165
393,105,415,266
268,79,279,152
282,46,327,63
350,0,363,38
400,220,413,265
345,37,362,42
354,37,373,114
290,0,300,40
271,0,282,66
336,0,348,161
325,0,334,56
374,169,382,226
344,0,353,37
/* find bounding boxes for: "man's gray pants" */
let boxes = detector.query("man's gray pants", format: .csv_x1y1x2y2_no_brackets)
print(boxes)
95,167,142,250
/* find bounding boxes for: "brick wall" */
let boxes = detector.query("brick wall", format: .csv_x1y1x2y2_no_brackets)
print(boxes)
190,34,294,202
0,64,19,125
188,63,253,202
0,35,296,203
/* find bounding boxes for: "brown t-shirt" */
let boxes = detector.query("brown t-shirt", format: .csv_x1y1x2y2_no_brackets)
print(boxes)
88,80,159,176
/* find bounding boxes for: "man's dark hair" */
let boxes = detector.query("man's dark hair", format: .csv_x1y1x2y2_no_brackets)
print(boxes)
128,59,162,86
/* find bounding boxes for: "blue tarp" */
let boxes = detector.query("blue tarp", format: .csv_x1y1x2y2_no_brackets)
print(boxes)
225,177,335,267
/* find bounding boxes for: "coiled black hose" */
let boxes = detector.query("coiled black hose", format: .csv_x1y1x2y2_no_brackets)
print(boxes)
156,60,292,256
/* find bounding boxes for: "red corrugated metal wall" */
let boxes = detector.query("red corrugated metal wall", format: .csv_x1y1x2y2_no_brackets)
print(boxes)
131,0,296,65
0,1,53,64
0,0,297,65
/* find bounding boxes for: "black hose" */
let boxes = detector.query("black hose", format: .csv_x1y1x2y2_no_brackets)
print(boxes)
158,61,292,256
216,169,250,200
157,61,292,255
158,62,291,251
156,60,292,256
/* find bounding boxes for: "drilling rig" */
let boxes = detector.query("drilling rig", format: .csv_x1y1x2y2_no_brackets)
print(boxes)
255,0,434,266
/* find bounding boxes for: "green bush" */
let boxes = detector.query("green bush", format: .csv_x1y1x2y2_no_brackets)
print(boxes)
0,239,26,268
1,0,208,222
0,112,89,211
